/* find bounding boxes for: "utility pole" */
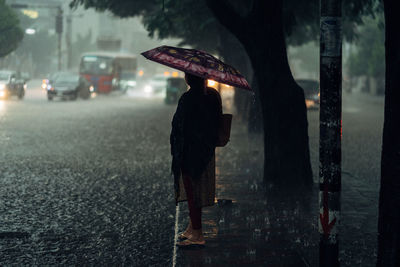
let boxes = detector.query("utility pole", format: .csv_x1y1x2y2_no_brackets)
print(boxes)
319,0,342,266
66,9,72,70
56,7,63,71
66,12,84,70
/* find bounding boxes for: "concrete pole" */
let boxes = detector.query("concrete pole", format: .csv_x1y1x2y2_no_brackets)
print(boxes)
56,7,63,71
319,0,342,266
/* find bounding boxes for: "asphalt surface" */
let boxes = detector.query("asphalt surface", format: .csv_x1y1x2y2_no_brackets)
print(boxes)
0,80,176,265
0,80,383,266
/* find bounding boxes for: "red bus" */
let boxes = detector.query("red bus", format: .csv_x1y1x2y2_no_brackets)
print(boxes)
79,52,137,94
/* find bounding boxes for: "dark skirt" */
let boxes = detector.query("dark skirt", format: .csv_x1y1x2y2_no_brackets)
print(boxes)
176,154,216,208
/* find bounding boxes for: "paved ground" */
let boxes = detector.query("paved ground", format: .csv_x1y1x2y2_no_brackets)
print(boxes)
0,81,177,265
0,80,383,266
176,91,383,266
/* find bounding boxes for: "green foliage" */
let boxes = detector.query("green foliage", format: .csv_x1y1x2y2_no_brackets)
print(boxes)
142,0,221,52
69,0,379,91
347,15,385,80
70,0,377,50
0,0,24,57
70,0,158,17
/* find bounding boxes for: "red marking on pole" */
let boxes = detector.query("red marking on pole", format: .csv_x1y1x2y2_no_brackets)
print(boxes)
320,185,337,236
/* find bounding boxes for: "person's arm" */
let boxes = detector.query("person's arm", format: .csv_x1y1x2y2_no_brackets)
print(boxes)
170,95,185,152
170,94,186,173
210,89,223,146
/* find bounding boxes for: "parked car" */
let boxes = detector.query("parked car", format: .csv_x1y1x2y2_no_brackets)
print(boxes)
0,70,25,99
47,72,92,101
165,77,187,104
297,79,320,109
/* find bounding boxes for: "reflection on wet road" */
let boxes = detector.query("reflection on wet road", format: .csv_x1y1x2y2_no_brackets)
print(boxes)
0,80,177,265
0,81,383,266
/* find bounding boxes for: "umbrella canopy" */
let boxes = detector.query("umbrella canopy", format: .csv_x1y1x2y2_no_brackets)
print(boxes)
141,46,251,91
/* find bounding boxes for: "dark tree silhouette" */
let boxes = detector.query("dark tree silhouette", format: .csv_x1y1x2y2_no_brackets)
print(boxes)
0,0,23,58
70,0,374,187
377,0,400,265
205,1,314,186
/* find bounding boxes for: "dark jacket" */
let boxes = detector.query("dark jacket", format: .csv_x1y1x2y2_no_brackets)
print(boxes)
170,86,222,204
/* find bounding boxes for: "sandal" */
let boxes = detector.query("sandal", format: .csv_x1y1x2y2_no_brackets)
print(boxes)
178,232,191,240
176,238,206,247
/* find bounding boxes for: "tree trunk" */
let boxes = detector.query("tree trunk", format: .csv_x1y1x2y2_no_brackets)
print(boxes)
206,0,313,187
243,4,313,187
248,73,263,133
377,1,400,265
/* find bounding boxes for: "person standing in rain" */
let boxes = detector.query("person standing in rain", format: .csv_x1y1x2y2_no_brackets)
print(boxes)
170,72,222,246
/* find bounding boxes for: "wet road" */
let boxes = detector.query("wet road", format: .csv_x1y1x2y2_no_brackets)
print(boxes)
0,80,384,266
0,80,176,265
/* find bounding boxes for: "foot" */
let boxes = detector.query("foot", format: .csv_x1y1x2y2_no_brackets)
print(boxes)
178,230,192,240
177,237,206,247
179,222,193,239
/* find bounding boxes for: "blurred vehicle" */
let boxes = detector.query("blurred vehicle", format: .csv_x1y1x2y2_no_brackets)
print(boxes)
297,79,320,109
47,72,91,101
41,78,49,90
42,72,64,90
20,72,29,90
42,71,72,91
21,72,30,82
165,77,187,104
119,71,137,93
0,70,25,99
144,74,168,96
79,52,137,94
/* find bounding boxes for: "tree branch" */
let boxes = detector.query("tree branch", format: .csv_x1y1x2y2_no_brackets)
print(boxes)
205,0,247,37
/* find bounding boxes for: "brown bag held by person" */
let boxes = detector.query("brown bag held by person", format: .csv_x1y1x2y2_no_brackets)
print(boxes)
216,114,232,147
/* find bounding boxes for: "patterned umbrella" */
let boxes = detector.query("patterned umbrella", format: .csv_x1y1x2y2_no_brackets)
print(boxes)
141,46,252,91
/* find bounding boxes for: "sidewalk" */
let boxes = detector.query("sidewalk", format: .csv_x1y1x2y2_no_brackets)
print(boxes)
175,119,379,266
175,121,317,266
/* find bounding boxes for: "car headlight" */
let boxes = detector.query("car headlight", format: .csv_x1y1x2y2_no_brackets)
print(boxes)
89,85,94,92
144,85,153,93
0,84,5,90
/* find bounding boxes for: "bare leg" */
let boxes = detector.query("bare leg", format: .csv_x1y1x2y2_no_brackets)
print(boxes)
183,219,193,237
189,228,205,242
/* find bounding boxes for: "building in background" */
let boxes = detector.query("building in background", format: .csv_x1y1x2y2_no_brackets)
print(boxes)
2,0,181,78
